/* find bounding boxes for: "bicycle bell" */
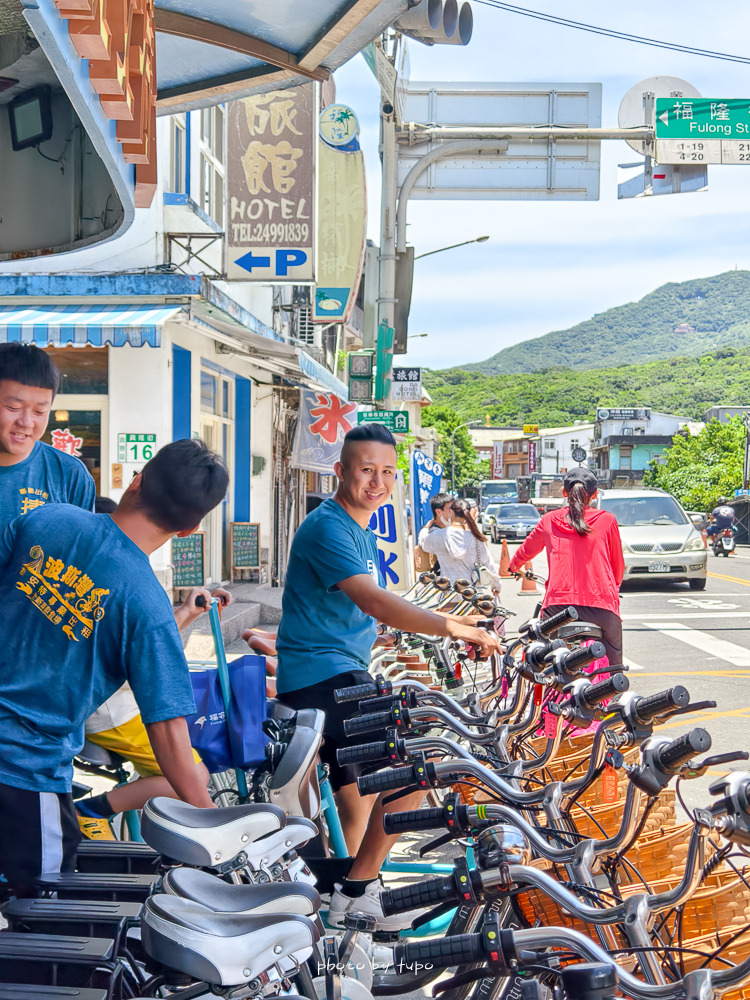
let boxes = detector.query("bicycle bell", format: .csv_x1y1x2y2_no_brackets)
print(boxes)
476,823,531,867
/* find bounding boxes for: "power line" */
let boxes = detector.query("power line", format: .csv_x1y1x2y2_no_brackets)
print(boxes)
472,1,750,66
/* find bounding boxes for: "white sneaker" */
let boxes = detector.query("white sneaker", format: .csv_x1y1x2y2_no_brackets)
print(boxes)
326,881,426,932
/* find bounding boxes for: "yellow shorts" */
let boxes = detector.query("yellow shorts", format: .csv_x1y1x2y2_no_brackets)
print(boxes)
86,714,201,777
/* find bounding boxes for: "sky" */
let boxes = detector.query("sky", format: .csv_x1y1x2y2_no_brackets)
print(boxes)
333,2,750,371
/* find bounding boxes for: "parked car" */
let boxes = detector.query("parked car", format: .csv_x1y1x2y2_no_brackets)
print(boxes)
486,503,541,543
595,488,707,590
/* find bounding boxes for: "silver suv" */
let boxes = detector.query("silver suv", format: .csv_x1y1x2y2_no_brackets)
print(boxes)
596,488,707,590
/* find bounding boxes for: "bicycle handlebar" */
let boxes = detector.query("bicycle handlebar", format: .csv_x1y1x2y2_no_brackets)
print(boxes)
539,606,579,637
581,671,629,709
394,933,486,971
633,685,689,724
656,728,712,771
334,680,383,704
382,806,448,836
381,873,466,916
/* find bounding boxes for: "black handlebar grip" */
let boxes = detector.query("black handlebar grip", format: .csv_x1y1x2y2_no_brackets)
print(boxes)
634,685,689,723
394,934,485,972
334,681,381,704
454,578,472,591
336,740,389,766
561,641,607,673
381,875,459,916
581,671,629,709
434,577,451,590
539,606,579,637
357,766,416,796
343,708,403,738
656,728,712,771
383,807,446,836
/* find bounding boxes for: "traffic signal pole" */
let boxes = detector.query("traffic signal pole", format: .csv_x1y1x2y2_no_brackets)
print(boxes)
377,97,398,406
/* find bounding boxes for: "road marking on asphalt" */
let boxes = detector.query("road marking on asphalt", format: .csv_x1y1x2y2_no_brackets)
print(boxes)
643,621,750,666
707,571,750,586
623,611,750,620
622,657,644,671
634,670,750,677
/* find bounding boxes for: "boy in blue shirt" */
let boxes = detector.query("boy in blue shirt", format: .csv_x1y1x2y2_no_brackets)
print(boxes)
0,344,95,523
0,438,229,897
276,424,502,930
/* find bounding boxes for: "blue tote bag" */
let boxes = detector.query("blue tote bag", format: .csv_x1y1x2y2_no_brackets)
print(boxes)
187,654,268,772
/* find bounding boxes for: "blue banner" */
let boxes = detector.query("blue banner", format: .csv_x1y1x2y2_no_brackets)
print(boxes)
412,450,444,537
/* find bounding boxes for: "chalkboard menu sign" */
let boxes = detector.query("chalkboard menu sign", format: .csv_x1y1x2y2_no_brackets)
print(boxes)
172,532,205,589
231,522,260,580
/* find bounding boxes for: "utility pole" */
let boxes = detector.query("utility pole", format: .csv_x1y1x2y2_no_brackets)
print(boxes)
451,421,476,494
376,70,398,408
743,413,750,490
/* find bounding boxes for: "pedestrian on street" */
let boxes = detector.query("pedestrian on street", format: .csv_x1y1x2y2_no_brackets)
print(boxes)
508,467,625,665
417,497,503,596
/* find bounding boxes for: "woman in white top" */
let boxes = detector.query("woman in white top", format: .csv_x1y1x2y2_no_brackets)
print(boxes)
418,498,503,595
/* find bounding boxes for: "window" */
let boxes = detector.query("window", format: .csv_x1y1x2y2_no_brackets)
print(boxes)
201,369,233,418
623,427,634,436
619,446,632,471
200,105,225,225
167,115,187,194
521,440,528,453
544,438,555,450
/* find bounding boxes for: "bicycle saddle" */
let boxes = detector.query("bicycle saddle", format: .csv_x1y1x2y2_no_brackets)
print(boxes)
141,798,286,867
142,895,318,986
268,725,322,819
76,739,127,769
162,867,320,916
555,622,603,643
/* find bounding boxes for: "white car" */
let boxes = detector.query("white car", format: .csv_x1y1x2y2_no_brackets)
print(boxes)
596,488,707,590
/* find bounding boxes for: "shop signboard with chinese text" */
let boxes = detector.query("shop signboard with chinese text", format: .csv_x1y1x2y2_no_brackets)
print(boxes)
227,86,316,281
357,410,409,433
231,523,260,581
172,533,205,589
492,442,504,479
656,99,750,165
411,451,444,537
528,441,537,473
290,390,358,473
369,473,412,591
596,408,650,421
391,368,421,402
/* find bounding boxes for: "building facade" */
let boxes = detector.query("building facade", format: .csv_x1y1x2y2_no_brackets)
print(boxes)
591,407,702,487
536,422,595,476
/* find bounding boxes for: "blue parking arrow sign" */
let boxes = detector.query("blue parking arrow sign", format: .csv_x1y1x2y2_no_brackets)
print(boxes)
234,248,309,277
234,251,271,273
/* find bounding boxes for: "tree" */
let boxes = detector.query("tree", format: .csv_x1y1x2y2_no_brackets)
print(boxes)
644,417,744,511
421,404,486,490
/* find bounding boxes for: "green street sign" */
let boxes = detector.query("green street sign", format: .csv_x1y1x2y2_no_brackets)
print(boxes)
655,99,750,140
655,99,750,165
357,409,410,433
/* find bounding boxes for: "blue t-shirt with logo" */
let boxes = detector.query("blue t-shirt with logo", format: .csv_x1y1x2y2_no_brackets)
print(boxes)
0,441,95,527
276,497,383,694
0,503,196,792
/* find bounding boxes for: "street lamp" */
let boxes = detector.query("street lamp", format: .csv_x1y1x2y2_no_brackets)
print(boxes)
451,421,479,495
415,235,490,261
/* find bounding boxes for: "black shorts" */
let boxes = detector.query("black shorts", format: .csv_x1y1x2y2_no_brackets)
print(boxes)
279,670,375,792
543,604,623,667
0,783,81,898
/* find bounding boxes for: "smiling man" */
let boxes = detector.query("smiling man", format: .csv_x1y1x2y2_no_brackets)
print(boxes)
0,344,94,524
276,423,502,930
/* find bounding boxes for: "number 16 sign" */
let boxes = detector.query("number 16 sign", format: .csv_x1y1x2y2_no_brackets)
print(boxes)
117,433,156,463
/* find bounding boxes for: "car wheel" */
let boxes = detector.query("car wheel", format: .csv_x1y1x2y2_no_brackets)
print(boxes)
689,578,707,591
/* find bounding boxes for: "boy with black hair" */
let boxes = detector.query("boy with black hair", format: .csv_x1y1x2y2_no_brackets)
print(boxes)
0,439,228,898
0,343,94,522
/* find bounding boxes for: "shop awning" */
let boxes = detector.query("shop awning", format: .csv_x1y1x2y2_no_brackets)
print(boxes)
0,305,183,348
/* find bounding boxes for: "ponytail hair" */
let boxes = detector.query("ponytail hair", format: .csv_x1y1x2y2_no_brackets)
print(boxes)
451,499,487,542
567,482,592,536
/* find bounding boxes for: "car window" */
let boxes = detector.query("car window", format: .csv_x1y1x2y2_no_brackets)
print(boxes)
599,495,688,526
494,504,539,519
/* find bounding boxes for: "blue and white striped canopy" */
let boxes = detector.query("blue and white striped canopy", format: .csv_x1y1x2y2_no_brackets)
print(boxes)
0,305,183,348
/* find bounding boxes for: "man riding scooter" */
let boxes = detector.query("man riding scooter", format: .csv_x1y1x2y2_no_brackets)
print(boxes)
706,497,738,556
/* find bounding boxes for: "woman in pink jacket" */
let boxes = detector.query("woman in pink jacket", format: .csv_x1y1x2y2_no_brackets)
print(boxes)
509,468,625,664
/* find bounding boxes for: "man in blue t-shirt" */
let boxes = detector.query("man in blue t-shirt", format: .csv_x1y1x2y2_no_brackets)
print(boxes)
0,438,229,897
275,424,502,930
0,344,95,525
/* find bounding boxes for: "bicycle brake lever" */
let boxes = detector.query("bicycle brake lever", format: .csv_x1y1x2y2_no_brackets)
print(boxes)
381,785,419,806
418,832,455,858
683,750,749,777
670,700,717,716
410,899,459,930
587,663,628,678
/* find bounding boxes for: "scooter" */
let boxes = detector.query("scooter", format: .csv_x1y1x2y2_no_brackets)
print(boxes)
711,526,736,557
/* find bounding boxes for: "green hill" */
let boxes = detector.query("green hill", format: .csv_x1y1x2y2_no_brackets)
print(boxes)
463,270,750,374
424,343,750,426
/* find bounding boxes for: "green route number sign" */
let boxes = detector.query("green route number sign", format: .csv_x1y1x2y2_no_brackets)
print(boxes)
655,98,750,165
117,433,156,463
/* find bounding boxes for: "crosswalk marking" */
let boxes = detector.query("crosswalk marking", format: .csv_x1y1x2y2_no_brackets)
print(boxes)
623,611,750,620
643,621,750,667
622,656,644,671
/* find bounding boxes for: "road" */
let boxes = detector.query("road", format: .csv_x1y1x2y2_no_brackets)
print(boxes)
495,538,750,810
